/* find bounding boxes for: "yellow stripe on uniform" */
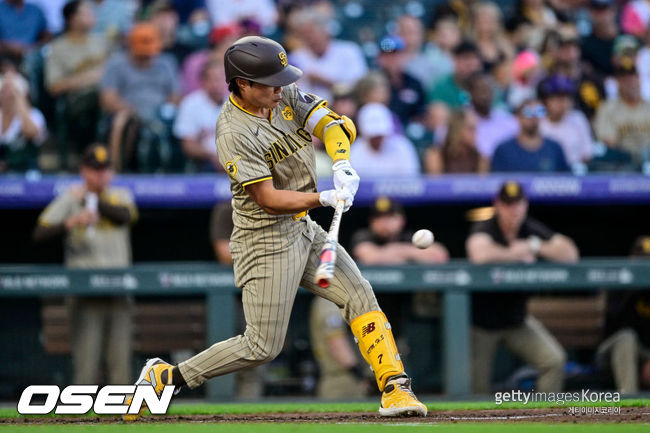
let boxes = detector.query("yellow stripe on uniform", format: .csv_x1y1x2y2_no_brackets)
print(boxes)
242,176,273,189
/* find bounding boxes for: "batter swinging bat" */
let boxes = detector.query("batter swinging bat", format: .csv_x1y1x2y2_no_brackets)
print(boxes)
315,199,346,288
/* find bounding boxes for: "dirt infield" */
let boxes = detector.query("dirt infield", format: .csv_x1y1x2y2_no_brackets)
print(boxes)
3,406,648,424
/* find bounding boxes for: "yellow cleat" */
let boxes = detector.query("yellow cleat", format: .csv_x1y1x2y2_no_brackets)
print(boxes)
123,357,175,422
379,375,427,417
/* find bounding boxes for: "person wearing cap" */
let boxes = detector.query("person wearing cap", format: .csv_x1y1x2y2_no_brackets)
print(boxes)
466,181,578,393
351,197,448,265
594,57,650,165
288,8,367,103
46,0,109,161
596,235,650,394
550,27,605,120
100,22,180,171
349,102,421,177
538,74,594,166
125,36,428,419
0,71,46,172
581,0,619,77
376,34,426,128
491,98,570,173
33,144,138,385
428,40,482,109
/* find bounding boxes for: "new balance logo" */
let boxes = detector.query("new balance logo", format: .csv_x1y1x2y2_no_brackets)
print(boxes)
361,322,376,337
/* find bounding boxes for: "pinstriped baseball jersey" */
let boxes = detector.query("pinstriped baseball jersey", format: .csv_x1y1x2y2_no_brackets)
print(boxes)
216,83,324,238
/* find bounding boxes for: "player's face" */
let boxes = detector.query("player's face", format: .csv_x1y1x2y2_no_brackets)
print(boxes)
81,166,113,193
245,82,283,109
495,199,528,230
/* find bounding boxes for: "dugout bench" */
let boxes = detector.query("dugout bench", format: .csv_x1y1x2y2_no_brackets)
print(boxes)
1,259,649,400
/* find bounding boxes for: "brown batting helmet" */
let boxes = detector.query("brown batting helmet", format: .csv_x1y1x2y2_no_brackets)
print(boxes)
224,36,302,87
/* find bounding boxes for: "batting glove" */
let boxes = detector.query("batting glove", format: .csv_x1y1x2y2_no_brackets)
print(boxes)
319,188,353,212
332,160,360,197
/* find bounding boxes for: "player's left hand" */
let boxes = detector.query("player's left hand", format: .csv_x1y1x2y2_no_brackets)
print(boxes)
319,188,354,212
332,160,360,197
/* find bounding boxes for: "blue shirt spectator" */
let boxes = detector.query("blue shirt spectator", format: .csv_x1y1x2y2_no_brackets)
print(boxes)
491,99,570,173
491,137,570,172
0,0,49,61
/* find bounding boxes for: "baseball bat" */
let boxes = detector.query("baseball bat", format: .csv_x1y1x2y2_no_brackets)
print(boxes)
314,199,346,288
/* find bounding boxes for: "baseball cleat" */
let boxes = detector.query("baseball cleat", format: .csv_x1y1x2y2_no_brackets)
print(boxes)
123,357,175,422
379,375,427,417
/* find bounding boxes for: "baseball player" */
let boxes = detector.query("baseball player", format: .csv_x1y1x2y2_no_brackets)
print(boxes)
126,36,426,418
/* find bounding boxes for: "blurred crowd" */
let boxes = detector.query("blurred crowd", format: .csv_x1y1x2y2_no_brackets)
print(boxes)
3,0,650,174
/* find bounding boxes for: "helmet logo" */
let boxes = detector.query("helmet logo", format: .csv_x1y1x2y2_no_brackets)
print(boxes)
282,106,294,120
278,52,288,67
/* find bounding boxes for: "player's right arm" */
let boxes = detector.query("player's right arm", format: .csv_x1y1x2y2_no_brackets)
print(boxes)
245,179,321,215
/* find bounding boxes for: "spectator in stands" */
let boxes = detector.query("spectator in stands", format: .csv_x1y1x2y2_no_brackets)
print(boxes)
581,0,618,77
376,35,426,128
470,2,514,73
597,235,650,394
33,144,138,385
468,72,519,160
350,103,420,177
593,59,650,166
354,71,391,107
0,71,46,172
551,27,605,120
168,0,208,26
430,0,475,34
637,29,650,104
466,181,578,393
0,0,50,63
147,1,185,62
100,23,180,171
351,197,448,265
46,0,109,156
289,8,367,103
422,17,461,91
181,22,242,95
506,0,558,51
428,40,482,109
90,0,136,44
173,60,224,172
397,15,455,93
425,109,488,174
206,0,277,33
538,74,593,167
507,50,543,110
492,99,570,172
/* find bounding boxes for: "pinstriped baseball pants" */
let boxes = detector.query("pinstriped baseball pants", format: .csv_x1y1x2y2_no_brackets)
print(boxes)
178,217,379,388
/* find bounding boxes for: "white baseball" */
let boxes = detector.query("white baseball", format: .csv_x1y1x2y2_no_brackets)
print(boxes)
412,229,434,249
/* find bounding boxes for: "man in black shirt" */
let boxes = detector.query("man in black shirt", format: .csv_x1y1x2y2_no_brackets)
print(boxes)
351,197,448,265
581,0,618,77
466,181,579,393
596,236,650,394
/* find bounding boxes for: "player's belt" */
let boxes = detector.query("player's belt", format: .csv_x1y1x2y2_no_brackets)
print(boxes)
292,210,308,221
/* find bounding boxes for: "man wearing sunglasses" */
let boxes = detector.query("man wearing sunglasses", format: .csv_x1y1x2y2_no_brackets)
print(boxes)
491,98,570,173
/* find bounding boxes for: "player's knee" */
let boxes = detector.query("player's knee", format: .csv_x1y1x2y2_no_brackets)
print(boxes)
247,339,283,364
540,345,567,371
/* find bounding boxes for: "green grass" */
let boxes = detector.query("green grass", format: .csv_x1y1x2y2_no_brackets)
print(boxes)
0,399,647,419
0,423,648,433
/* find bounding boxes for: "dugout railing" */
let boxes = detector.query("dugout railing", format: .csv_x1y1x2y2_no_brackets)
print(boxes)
1,259,649,400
